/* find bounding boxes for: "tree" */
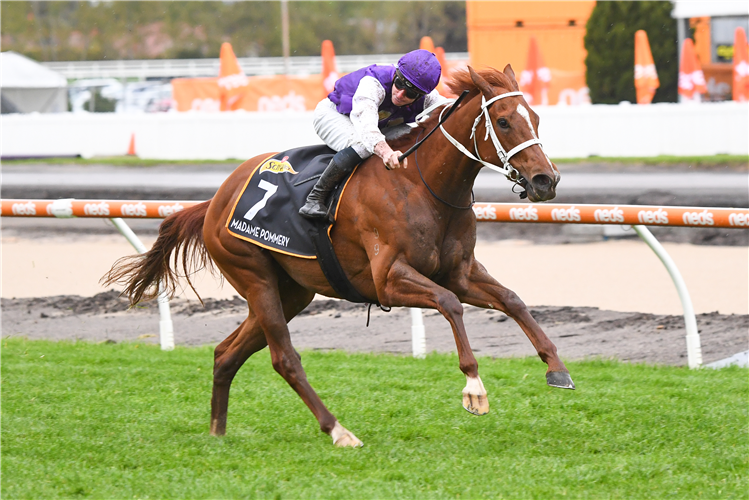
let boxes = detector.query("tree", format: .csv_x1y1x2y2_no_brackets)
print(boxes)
585,1,678,104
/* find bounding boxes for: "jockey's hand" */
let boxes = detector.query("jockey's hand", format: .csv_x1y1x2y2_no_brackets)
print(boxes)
374,141,408,170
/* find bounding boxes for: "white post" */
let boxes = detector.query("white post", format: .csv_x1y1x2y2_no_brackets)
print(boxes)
632,225,702,368
410,307,426,358
110,218,175,351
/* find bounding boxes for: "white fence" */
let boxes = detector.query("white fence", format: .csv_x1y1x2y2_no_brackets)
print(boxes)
2,102,747,160
41,53,470,79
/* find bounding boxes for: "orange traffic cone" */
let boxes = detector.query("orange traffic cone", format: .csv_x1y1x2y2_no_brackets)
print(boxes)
218,42,249,111
733,27,749,102
419,36,436,53
519,36,551,105
434,46,455,97
634,30,659,104
321,40,339,94
127,133,136,156
678,38,706,101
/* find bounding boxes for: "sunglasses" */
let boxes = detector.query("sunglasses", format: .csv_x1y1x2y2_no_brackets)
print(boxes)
394,70,425,100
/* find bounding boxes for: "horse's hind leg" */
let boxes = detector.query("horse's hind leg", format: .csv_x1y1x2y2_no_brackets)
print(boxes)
210,275,315,436
212,250,362,447
210,316,267,436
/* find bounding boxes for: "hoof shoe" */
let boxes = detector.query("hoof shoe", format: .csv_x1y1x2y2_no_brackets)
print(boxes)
546,371,575,390
462,393,490,415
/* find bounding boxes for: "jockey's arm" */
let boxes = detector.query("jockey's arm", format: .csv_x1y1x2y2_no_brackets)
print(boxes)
350,76,404,170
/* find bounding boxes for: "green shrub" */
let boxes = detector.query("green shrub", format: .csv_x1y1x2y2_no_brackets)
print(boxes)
585,1,678,104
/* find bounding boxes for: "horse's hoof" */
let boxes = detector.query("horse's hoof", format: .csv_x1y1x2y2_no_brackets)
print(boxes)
330,422,363,448
546,371,576,390
462,376,490,415
462,393,490,415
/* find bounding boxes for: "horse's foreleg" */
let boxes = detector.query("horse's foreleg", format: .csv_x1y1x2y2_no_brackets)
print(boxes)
211,316,267,436
455,260,575,390
374,260,488,415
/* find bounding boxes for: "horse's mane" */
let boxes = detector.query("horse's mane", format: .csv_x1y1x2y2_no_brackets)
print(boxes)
446,67,517,97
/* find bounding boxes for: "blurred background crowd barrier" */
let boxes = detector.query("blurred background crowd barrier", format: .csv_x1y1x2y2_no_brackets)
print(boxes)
1,0,747,159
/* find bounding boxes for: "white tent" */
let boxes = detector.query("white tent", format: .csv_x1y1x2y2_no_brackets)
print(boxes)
1,51,68,113
672,0,749,19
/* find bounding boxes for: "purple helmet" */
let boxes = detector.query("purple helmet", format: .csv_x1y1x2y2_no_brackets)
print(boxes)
397,49,441,94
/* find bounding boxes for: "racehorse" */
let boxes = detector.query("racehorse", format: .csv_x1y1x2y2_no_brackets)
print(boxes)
105,66,574,448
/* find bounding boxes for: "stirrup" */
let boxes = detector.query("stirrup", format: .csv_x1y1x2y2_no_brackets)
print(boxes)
299,201,329,220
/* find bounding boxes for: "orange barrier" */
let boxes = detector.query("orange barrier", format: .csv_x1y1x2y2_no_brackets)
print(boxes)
1,199,201,219
472,203,749,228
3,199,748,229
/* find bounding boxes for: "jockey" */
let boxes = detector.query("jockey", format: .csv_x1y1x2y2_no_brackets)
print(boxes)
299,49,449,219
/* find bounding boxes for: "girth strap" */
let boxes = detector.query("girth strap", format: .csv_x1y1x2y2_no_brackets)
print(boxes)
309,220,374,305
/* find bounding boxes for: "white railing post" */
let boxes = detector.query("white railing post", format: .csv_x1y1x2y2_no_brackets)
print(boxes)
632,225,702,368
110,217,175,351
410,308,426,358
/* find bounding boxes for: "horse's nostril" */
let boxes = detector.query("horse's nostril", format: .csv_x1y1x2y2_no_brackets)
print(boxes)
532,174,553,191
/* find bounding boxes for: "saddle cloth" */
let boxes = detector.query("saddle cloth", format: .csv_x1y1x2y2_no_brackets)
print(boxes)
226,145,351,258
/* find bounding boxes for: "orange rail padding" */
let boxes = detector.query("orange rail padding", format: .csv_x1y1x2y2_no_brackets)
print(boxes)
2,199,748,229
471,203,749,229
1,199,202,219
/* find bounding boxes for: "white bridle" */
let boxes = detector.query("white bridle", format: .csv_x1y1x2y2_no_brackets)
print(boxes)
418,91,548,182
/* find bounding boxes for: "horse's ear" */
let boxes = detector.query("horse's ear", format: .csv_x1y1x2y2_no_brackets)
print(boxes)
503,64,520,91
468,66,496,99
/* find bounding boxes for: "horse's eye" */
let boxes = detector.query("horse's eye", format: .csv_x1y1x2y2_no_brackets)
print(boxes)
497,118,509,129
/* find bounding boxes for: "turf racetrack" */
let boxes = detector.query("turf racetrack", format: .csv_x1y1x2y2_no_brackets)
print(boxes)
2,339,747,499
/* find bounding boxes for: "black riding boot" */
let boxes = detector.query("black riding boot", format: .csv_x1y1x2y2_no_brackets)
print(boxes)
299,147,361,220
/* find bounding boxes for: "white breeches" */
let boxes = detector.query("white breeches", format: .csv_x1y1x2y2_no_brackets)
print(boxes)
313,99,371,160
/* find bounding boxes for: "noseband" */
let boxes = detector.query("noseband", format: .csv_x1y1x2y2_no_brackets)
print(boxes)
436,91,547,189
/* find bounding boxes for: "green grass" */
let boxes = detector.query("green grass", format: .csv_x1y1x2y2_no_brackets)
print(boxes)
2,338,747,499
2,154,747,168
552,154,748,167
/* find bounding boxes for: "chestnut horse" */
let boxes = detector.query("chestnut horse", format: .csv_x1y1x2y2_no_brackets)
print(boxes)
106,66,574,448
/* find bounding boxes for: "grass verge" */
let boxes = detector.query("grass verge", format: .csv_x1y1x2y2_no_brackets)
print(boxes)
552,154,748,167
2,338,747,499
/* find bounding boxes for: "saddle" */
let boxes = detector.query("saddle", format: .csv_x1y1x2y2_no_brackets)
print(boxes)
226,144,371,303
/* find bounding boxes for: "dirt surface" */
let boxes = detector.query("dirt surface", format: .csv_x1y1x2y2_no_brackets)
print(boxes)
3,161,747,365
3,291,747,367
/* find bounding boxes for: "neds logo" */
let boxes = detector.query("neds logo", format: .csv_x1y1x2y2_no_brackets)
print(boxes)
594,207,624,223
551,206,581,222
12,201,36,216
121,202,147,217
84,201,109,216
638,208,669,224
682,209,713,226
158,202,184,217
472,205,496,220
509,206,538,221
729,212,749,227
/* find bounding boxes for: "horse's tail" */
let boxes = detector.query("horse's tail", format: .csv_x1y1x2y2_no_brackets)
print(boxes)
102,200,213,306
